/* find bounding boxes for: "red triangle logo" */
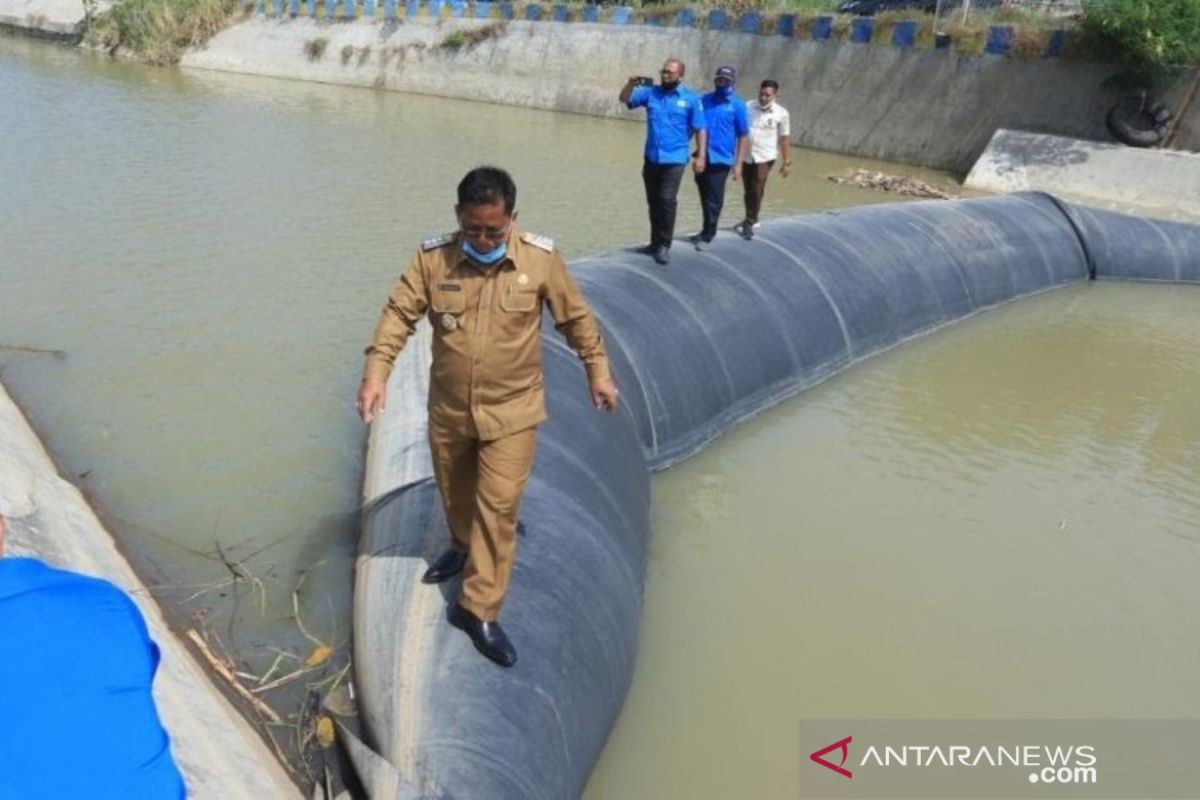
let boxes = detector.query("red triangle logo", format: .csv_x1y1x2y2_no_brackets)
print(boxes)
810,735,853,779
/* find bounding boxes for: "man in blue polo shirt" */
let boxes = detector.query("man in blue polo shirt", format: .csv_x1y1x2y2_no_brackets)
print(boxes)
692,65,749,251
0,512,186,798
620,58,707,265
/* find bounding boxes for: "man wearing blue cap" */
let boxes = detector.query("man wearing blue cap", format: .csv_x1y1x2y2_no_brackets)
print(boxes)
620,58,708,265
692,65,749,251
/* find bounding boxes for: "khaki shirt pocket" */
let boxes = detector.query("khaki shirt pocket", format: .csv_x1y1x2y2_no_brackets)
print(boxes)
500,288,540,314
431,288,466,314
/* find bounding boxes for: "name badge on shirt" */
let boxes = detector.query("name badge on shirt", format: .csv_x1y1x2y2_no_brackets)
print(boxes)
437,283,461,292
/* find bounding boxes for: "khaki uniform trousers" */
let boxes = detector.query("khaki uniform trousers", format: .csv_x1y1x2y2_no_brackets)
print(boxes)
428,417,538,621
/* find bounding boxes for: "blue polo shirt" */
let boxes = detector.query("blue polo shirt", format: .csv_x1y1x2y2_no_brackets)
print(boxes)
627,84,707,165
700,91,750,167
0,557,186,799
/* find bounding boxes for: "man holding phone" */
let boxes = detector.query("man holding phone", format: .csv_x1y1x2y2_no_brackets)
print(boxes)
619,58,707,265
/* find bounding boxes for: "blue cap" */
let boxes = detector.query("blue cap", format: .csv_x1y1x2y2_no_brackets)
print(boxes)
715,65,736,82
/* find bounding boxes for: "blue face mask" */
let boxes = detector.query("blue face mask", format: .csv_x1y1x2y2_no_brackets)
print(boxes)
716,85,734,99
463,239,508,265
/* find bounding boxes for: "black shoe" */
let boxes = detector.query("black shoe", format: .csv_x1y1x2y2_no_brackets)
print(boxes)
422,549,467,584
449,604,517,667
637,243,657,255
740,222,755,241
654,245,671,265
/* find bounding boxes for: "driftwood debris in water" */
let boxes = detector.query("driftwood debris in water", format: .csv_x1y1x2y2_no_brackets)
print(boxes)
186,628,284,724
828,169,954,199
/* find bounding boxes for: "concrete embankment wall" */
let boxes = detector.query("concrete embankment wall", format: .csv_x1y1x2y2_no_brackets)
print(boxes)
0,0,110,40
0,381,301,799
182,16,1125,172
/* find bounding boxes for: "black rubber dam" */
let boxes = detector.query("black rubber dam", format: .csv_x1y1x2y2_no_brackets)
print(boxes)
350,193,1200,798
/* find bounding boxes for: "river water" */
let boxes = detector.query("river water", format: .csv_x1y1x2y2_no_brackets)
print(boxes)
3,35,1197,794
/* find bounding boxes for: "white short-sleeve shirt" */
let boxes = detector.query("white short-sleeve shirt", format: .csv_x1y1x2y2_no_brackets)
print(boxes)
745,101,790,164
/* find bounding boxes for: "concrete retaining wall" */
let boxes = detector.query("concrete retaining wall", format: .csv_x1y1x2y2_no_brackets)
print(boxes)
0,381,301,799
0,0,109,40
181,16,1127,172
965,129,1200,223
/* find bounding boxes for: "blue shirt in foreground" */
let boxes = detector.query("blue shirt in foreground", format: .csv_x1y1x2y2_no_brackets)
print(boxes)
0,557,186,799
627,84,707,165
700,91,750,166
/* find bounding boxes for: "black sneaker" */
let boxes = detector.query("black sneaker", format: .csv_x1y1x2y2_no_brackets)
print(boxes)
653,245,671,265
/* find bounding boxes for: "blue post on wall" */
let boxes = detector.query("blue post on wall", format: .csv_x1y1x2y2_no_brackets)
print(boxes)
1045,29,1066,58
345,0,356,18
891,19,917,47
406,0,419,16
272,0,282,15
985,25,1013,55
451,0,465,16
525,3,541,20
708,9,726,30
325,0,335,20
289,0,298,16
739,11,760,33
582,3,598,22
475,0,492,17
255,0,264,15
365,0,376,17
500,0,514,17
306,0,316,17
776,13,794,38
610,5,631,24
812,15,832,40
850,17,873,43
676,8,695,27
384,0,396,18
553,4,567,21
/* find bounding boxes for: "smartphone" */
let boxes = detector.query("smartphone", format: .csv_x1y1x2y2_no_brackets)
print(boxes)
636,76,654,87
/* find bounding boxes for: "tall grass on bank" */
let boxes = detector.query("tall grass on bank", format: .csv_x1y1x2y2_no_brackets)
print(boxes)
86,0,239,65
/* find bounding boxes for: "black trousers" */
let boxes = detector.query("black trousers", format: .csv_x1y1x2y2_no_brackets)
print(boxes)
694,164,732,241
642,160,686,249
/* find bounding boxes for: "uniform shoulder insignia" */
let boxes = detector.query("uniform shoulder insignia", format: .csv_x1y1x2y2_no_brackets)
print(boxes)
520,232,555,253
421,233,455,252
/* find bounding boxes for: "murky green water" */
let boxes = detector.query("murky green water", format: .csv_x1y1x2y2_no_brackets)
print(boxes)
0,35,967,770
584,282,1200,799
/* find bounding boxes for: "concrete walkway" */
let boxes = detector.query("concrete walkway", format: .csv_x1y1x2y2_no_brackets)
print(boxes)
966,128,1200,224
0,380,301,799
0,0,110,39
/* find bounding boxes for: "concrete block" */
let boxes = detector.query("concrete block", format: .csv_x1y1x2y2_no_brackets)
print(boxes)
891,19,917,48
708,9,726,30
776,13,795,38
985,25,1012,56
812,15,832,41
675,8,695,27
1045,29,1066,58
609,6,630,24
739,10,760,33
582,4,597,22
524,3,540,20
965,128,1200,223
850,17,873,44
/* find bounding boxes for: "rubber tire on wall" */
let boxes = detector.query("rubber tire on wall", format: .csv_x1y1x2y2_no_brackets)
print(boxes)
1106,96,1172,147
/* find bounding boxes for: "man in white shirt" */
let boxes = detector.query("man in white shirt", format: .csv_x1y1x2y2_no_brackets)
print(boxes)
738,79,792,240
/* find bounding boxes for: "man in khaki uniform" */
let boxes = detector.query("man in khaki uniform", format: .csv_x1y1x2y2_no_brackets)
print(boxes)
357,167,619,667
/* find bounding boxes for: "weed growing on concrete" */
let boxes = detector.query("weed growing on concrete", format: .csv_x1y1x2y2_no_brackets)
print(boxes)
438,21,506,51
357,45,371,65
441,30,467,48
304,37,329,61
340,43,354,64
85,0,237,65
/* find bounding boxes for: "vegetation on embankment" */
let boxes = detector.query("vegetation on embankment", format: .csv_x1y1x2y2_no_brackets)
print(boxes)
85,0,239,64
82,0,1198,79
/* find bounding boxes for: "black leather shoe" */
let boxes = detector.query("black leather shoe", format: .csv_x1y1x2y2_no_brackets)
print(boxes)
637,243,657,255
654,245,671,265
422,549,466,584
449,604,517,668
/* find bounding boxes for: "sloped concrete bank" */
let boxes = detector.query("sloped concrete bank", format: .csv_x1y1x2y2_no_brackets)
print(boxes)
0,0,110,40
180,16,1126,172
0,380,302,799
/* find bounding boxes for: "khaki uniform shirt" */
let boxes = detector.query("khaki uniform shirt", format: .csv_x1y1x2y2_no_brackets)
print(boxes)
363,229,611,440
